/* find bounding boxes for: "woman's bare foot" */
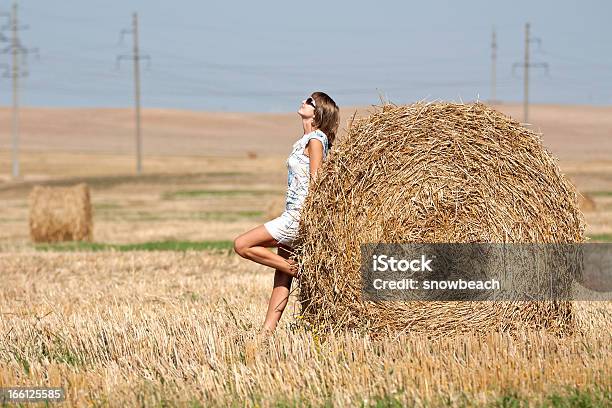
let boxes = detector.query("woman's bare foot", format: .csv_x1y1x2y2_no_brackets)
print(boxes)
245,328,274,365
259,326,275,338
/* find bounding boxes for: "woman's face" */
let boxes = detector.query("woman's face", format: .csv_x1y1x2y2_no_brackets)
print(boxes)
297,96,316,120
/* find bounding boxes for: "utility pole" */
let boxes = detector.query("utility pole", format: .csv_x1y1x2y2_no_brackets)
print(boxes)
0,11,9,96
523,23,529,122
133,13,141,176
11,2,18,179
0,11,8,42
512,22,549,124
117,12,150,175
1,2,38,180
490,26,497,104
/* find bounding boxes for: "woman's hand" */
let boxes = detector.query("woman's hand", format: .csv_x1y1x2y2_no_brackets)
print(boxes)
286,258,298,275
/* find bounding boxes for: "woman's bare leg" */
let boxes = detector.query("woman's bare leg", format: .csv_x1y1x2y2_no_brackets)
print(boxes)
233,225,297,276
262,244,295,331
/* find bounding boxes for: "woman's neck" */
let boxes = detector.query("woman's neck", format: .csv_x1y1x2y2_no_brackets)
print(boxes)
302,119,316,135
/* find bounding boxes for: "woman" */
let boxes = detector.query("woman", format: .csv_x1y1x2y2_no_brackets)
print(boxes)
233,91,340,332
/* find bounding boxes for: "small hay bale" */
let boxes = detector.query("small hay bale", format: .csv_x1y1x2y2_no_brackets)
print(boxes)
295,101,585,337
29,183,93,243
265,196,286,220
578,192,596,212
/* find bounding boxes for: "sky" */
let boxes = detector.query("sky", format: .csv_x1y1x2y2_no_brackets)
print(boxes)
0,0,610,112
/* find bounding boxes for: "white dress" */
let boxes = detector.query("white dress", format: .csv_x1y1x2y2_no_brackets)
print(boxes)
264,129,329,247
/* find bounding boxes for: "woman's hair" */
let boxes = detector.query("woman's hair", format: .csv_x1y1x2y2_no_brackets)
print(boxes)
311,91,340,149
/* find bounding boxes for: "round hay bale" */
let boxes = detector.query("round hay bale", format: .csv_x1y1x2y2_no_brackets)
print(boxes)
577,192,596,212
265,196,286,220
29,183,93,243
295,102,585,337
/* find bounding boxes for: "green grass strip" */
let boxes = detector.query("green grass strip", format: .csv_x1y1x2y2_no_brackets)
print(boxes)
242,385,611,408
490,385,611,408
588,234,612,242
35,240,234,252
95,210,264,222
586,191,612,197
162,189,282,199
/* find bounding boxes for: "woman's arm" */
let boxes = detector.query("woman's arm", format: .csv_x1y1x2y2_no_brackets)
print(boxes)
307,139,324,183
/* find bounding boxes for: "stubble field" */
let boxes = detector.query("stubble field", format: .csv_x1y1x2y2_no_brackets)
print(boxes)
0,103,610,406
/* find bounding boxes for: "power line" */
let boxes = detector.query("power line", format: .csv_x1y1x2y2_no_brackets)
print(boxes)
1,1,39,180
116,12,150,176
536,48,612,71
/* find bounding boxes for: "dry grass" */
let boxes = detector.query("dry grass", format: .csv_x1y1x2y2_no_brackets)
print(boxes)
0,251,609,407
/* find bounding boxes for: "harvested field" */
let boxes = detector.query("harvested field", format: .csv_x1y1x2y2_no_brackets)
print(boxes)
0,251,610,406
0,103,610,406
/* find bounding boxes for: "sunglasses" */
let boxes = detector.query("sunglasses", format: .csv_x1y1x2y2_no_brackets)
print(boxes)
305,97,316,109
